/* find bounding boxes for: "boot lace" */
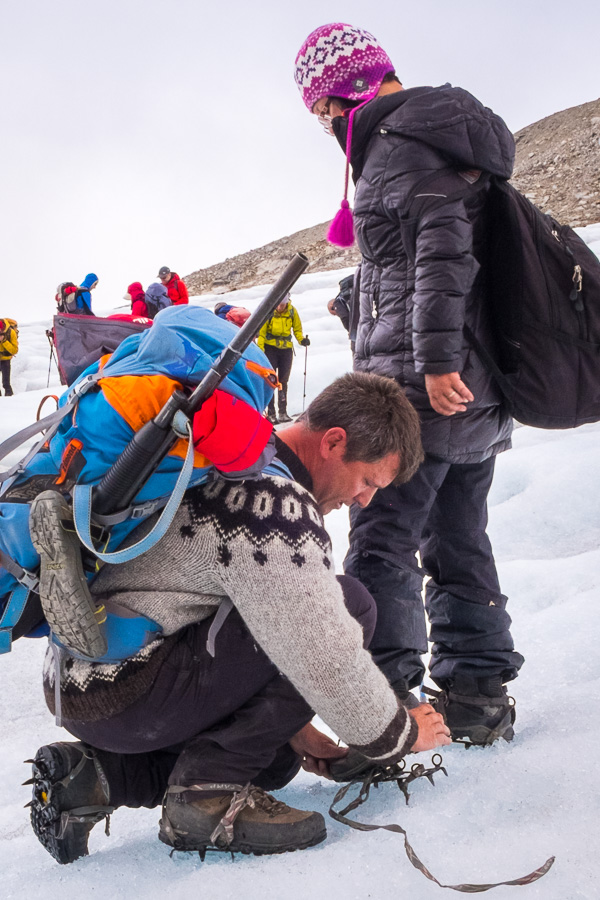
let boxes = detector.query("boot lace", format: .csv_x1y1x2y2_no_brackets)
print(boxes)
210,784,287,847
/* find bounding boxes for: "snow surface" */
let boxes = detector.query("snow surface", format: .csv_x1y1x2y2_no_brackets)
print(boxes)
1,229,600,899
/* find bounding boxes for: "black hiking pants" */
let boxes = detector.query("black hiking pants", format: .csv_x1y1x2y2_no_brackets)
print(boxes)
263,345,293,417
0,359,13,395
63,575,376,809
345,455,524,691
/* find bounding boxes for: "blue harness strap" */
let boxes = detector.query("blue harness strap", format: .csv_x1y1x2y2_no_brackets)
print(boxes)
72,415,197,565
0,584,31,654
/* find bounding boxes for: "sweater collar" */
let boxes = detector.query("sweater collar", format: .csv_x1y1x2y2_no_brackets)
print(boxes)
274,435,313,493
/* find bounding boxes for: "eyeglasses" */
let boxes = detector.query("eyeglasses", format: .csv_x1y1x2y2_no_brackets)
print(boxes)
313,98,335,136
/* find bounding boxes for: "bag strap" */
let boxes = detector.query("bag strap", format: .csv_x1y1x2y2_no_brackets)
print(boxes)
0,584,32,654
0,372,102,494
399,168,490,267
72,414,196,564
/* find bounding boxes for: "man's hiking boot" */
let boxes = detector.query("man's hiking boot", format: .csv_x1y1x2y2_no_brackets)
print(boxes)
159,782,326,856
28,741,114,864
29,490,108,659
427,675,515,746
329,749,375,783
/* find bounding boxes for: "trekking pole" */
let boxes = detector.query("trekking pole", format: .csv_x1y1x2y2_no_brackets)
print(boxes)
45,330,59,387
302,339,309,412
92,253,309,517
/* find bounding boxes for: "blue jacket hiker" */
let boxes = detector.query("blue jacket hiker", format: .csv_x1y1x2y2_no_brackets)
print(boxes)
77,273,99,315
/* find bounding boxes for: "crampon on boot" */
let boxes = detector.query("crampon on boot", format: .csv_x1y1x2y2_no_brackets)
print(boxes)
159,782,326,857
29,490,108,659
27,741,114,864
425,675,515,746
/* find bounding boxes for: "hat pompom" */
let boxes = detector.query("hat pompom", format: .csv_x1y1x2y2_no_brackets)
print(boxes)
327,200,355,248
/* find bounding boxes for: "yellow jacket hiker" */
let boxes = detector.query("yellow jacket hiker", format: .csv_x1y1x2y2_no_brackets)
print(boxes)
257,299,305,351
256,296,310,424
0,318,18,396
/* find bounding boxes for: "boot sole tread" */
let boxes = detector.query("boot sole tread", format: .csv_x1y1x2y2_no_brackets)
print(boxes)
29,492,107,659
158,827,327,855
30,745,90,865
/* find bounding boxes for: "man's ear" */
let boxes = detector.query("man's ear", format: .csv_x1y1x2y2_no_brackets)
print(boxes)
319,427,347,460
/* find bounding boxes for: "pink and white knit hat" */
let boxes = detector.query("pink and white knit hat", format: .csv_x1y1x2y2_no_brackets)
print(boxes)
294,23,394,112
295,24,395,248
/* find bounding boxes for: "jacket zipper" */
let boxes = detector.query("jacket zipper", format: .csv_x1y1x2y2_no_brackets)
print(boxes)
364,292,379,358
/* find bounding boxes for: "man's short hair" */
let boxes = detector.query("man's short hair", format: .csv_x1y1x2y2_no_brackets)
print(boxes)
300,372,423,484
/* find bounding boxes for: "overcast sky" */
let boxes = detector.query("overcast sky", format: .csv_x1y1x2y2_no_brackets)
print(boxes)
1,0,599,321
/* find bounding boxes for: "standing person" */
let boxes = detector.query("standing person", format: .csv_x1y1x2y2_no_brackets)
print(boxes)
27,372,449,864
77,273,98,315
0,318,18,396
257,293,309,424
294,24,523,745
157,266,189,305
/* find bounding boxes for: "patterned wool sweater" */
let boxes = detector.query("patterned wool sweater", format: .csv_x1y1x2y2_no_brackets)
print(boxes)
44,441,416,763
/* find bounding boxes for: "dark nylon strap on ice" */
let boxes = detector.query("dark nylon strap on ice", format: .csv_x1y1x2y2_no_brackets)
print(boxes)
329,757,555,892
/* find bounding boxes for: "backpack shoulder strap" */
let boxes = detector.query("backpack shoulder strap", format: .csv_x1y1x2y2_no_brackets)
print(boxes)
399,168,491,265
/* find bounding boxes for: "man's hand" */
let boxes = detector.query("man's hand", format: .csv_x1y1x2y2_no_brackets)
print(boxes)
409,704,452,752
289,722,348,778
424,372,474,416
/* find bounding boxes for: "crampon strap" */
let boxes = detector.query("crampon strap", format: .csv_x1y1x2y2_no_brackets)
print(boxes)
329,755,555,892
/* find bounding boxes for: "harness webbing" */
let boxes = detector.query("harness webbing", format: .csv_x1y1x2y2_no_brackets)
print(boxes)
329,756,555,892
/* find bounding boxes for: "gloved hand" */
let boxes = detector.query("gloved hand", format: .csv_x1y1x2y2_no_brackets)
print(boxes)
300,336,310,347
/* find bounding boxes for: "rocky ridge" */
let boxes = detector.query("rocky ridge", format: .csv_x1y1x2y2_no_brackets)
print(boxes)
185,97,600,295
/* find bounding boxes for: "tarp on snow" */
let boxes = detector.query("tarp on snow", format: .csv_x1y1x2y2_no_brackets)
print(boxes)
52,313,152,386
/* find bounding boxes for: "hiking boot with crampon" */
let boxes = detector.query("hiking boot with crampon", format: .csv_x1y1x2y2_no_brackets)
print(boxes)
427,675,516,746
27,741,114,864
159,782,326,856
29,490,108,659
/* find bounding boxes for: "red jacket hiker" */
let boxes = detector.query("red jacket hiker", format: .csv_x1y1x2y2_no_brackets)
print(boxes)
158,267,189,305
125,282,149,318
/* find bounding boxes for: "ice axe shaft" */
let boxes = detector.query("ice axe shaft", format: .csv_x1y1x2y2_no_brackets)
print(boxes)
92,253,310,517
302,339,309,412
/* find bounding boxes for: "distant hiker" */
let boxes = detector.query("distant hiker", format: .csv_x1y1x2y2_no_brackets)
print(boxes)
76,273,98,315
295,23,523,744
28,372,449,864
214,301,251,327
257,293,309,423
0,318,18,396
123,282,148,317
157,266,189,305
55,280,96,315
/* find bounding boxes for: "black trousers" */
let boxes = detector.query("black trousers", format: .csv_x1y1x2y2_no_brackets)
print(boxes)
64,575,376,809
345,454,524,691
0,359,12,395
263,345,293,415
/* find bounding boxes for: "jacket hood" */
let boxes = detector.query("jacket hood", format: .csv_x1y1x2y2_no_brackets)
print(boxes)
127,282,145,303
80,273,99,289
333,85,515,182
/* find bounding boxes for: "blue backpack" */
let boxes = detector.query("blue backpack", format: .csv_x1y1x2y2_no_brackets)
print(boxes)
0,306,291,661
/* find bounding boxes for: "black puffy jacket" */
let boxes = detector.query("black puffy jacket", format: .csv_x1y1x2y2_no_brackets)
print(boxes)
333,85,515,463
